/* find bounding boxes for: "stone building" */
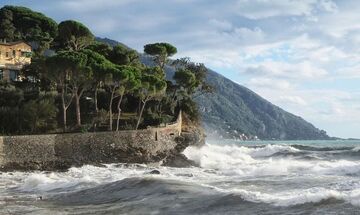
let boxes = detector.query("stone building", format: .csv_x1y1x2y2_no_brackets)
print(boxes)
0,41,32,82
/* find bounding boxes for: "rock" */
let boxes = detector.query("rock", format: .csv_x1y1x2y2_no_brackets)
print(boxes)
148,170,161,174
176,173,193,177
162,154,198,168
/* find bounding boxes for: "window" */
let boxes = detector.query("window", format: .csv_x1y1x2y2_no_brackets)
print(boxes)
9,70,17,81
21,51,32,58
0,69,3,80
13,50,16,57
6,52,9,58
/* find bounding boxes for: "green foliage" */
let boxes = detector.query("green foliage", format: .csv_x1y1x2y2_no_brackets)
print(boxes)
0,83,57,134
135,70,167,129
0,83,24,107
0,7,16,40
143,66,164,78
140,74,167,97
0,5,58,54
172,57,212,95
144,42,177,69
56,20,94,51
179,97,199,121
0,83,23,134
109,44,140,65
0,5,205,134
144,42,177,57
22,97,58,133
46,50,92,92
87,41,112,58
162,58,214,121
143,112,173,126
81,49,116,76
173,69,197,94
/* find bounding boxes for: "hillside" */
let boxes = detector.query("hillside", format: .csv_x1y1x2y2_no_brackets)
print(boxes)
196,70,329,140
97,37,330,140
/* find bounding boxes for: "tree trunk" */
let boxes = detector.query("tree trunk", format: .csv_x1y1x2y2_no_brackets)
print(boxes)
116,93,124,131
158,102,162,118
61,87,67,132
137,99,142,115
63,104,67,131
171,89,178,114
75,92,81,127
136,99,147,130
94,85,99,113
109,87,116,131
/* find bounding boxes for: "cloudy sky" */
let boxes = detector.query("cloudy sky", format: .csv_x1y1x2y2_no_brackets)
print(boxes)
2,0,360,138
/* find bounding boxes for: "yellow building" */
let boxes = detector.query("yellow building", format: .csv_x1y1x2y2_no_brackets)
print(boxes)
0,41,32,82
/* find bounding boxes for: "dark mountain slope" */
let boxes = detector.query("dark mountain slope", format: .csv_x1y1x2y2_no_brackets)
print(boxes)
96,37,329,140
95,37,130,48
197,70,328,140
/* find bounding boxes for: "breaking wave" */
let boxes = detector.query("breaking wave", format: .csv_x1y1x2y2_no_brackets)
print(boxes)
2,140,360,214
184,143,360,176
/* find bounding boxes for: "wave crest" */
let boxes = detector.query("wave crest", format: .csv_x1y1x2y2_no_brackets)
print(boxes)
183,143,360,177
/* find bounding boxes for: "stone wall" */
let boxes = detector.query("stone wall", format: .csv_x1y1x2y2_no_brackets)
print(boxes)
0,112,184,171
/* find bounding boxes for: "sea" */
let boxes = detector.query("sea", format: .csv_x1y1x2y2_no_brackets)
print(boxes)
1,140,360,215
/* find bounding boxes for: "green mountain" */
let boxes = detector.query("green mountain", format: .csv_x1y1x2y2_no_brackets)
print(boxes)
196,70,328,140
97,37,329,140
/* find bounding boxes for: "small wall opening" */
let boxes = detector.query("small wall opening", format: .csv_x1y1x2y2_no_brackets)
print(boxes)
155,131,158,141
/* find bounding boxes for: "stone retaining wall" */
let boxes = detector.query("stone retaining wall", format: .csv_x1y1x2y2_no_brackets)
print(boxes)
0,112,183,171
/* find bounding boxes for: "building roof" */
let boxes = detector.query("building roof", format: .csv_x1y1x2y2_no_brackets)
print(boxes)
0,41,31,47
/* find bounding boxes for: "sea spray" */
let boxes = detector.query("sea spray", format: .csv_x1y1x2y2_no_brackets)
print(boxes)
1,140,360,214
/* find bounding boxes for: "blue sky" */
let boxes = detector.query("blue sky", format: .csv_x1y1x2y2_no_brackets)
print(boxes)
2,0,360,138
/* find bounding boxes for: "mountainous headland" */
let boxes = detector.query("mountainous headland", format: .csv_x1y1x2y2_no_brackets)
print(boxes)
0,5,331,170
100,37,330,141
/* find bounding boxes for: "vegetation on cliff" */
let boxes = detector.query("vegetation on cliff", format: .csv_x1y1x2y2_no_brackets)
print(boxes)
0,6,329,140
135,49,329,140
0,6,211,135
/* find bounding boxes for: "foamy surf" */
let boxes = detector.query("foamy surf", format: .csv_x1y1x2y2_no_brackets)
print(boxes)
1,140,360,214
184,143,360,177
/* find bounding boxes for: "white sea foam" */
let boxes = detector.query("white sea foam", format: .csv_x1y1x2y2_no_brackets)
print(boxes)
352,146,360,152
12,164,215,193
13,164,150,193
3,143,360,196
2,142,360,214
183,143,360,177
229,187,360,207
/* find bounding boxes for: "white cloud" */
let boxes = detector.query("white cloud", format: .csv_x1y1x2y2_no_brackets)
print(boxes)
209,19,233,31
244,61,328,79
335,64,360,79
235,0,337,19
248,85,360,137
278,96,308,106
248,78,293,90
232,27,265,41
318,0,338,13
235,0,316,19
59,0,139,12
315,4,360,38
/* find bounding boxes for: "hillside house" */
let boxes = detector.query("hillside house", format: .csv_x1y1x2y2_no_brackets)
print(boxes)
0,41,32,82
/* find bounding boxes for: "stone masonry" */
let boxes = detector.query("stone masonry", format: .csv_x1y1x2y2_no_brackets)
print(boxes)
0,112,192,171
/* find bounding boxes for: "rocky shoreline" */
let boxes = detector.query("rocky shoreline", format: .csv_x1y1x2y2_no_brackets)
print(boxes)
0,113,205,171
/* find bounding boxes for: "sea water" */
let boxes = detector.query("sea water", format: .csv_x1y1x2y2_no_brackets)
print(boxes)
1,140,360,214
